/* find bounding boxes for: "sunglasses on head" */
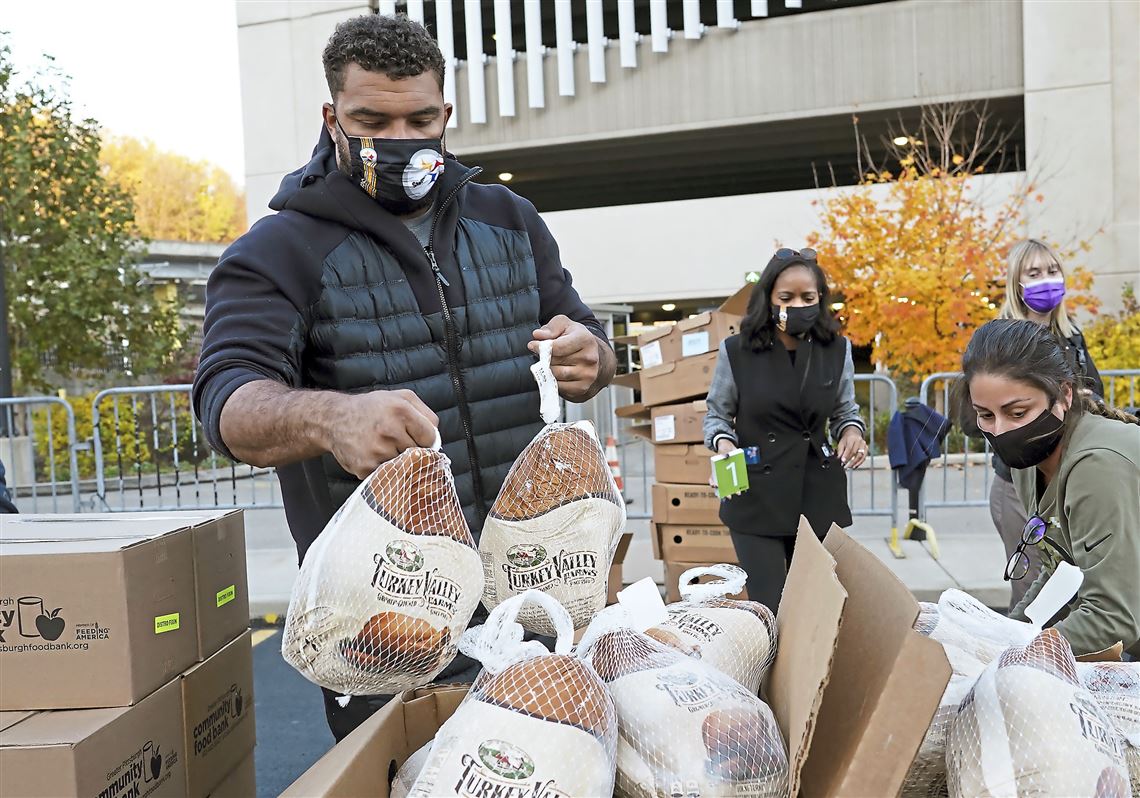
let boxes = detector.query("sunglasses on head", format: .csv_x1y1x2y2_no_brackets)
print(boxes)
775,247,818,262
1004,514,1047,581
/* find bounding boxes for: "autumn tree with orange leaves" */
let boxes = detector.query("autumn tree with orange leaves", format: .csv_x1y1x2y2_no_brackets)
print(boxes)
807,104,1097,381
100,136,247,244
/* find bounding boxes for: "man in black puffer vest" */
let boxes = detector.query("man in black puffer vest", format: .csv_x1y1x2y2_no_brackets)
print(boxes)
192,14,615,739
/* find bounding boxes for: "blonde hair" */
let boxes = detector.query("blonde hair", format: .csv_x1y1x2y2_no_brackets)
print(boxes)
999,239,1075,338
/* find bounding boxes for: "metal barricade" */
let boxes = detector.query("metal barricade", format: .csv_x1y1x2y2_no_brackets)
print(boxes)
91,385,283,512
917,371,992,515
0,397,82,513
1101,369,1140,410
848,374,899,530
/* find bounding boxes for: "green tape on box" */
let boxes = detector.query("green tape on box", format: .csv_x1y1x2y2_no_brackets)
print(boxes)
216,584,236,608
154,613,180,634
712,449,749,499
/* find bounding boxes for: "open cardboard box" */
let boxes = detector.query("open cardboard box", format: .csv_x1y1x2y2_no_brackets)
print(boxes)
637,285,750,369
639,352,718,408
282,520,950,797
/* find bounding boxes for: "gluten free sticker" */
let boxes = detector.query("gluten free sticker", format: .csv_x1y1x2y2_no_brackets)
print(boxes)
154,613,181,634
216,585,236,608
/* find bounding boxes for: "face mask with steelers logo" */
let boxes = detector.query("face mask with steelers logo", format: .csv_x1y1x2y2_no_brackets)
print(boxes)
336,119,445,215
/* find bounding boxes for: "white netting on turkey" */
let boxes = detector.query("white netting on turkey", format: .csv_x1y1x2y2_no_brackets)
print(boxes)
901,591,1041,797
406,590,618,797
644,564,777,694
282,444,483,696
480,340,625,635
946,628,1132,798
1080,661,1140,795
578,607,789,798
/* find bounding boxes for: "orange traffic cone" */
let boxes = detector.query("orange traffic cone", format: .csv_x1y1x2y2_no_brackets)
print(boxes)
605,435,624,493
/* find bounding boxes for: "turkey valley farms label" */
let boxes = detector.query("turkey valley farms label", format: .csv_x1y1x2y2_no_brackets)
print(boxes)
0,593,110,654
451,740,570,798
501,543,599,592
371,540,464,619
661,608,725,644
655,670,729,714
99,738,178,798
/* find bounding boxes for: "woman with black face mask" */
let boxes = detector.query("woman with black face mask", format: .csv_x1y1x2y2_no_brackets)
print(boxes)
702,249,867,612
961,319,1140,659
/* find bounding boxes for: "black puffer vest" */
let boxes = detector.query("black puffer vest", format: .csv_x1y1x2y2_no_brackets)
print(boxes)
307,184,544,536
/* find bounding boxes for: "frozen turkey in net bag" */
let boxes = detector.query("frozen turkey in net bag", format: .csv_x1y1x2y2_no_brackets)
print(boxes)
902,602,982,798
947,628,1131,798
578,610,789,798
480,340,625,635
644,564,777,694
1080,661,1140,795
406,589,617,798
282,445,483,696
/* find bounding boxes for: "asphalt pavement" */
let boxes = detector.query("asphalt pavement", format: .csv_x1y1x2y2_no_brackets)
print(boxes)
251,628,333,797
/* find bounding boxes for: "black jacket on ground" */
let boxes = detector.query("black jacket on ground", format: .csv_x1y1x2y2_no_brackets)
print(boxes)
193,129,607,562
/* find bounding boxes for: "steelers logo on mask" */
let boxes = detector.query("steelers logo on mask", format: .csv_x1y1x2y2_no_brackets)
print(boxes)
359,147,378,167
402,148,445,200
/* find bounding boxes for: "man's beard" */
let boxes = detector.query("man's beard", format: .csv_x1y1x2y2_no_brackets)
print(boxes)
335,133,435,217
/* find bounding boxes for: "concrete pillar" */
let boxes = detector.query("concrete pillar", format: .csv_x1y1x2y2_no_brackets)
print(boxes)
1022,0,1140,314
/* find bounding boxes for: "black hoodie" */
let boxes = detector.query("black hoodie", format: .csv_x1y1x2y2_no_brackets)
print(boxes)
193,128,607,559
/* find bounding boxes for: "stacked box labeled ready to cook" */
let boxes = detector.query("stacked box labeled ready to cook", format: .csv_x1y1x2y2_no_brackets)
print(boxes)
618,286,750,599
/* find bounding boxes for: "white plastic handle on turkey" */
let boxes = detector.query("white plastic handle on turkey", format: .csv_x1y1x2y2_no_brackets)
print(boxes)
678,564,748,603
531,339,560,424
459,589,574,673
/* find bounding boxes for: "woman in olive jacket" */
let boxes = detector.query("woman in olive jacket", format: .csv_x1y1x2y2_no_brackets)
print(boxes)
989,239,1105,611
703,249,867,611
962,319,1140,659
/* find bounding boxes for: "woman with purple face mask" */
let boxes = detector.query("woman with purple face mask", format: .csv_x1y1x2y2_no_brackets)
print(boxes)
983,239,1105,612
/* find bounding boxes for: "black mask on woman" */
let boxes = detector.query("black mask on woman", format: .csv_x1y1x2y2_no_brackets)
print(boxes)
773,304,820,337
982,406,1066,469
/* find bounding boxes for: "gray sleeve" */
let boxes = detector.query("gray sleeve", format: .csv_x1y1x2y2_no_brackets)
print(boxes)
703,341,739,452
829,338,866,444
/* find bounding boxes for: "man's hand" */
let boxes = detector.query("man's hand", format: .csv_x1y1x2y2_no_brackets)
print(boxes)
529,315,613,401
328,390,439,479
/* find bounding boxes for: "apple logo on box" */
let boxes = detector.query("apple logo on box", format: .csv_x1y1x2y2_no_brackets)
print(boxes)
36,608,65,641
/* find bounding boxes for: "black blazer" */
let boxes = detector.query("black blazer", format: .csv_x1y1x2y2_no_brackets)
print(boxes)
718,334,853,537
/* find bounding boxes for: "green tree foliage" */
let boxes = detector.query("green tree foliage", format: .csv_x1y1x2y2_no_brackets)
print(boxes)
0,37,185,391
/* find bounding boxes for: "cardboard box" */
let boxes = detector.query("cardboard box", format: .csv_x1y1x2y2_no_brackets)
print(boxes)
607,533,634,605
181,631,255,798
795,526,952,796
638,286,750,369
0,677,187,798
653,443,715,485
652,482,720,525
282,521,951,798
639,352,718,408
664,560,748,602
280,685,469,798
0,515,199,710
670,311,742,359
649,400,706,444
207,752,255,798
653,523,736,563
636,325,675,369
188,511,248,662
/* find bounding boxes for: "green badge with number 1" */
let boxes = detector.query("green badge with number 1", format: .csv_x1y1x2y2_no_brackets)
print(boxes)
712,449,749,499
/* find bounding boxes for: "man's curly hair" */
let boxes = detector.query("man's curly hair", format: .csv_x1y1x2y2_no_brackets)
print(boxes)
323,14,445,97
